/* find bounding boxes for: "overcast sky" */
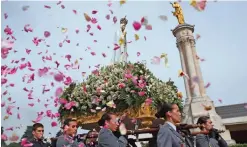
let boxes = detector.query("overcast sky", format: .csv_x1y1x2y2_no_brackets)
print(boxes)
1,1,247,143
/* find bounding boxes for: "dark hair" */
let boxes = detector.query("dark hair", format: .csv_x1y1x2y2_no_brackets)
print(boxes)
32,123,44,131
155,102,176,119
197,116,210,125
98,113,114,127
63,118,77,129
86,130,98,139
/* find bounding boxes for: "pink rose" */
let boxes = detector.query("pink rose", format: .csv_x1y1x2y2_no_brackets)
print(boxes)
118,83,126,89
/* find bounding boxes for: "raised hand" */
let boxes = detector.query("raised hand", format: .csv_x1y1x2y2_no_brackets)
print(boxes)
119,123,127,135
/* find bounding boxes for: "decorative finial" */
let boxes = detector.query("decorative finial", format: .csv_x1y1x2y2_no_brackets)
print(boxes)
120,16,128,25
170,2,185,24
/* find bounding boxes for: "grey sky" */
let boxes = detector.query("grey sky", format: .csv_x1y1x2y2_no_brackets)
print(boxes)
1,1,247,142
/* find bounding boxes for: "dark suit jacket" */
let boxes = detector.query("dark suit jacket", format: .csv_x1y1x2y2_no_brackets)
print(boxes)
196,134,228,147
98,128,128,147
56,134,85,147
30,138,50,147
157,123,185,147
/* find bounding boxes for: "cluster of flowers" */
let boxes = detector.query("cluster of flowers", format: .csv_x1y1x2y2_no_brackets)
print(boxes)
58,62,182,118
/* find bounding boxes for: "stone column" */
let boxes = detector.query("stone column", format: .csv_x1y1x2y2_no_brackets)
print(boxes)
172,23,235,144
190,41,207,97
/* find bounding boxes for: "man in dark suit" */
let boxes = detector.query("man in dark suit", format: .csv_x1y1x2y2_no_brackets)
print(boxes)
30,123,51,147
56,118,85,147
97,112,128,147
196,116,228,147
156,102,185,147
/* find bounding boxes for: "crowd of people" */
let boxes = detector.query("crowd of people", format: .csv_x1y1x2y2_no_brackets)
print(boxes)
25,102,228,147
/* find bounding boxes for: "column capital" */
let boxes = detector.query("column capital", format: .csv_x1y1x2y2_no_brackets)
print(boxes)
176,36,195,48
172,23,195,37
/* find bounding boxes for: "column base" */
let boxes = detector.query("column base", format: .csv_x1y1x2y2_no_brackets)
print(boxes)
183,95,234,144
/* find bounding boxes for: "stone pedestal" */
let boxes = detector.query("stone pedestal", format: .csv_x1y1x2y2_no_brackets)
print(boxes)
172,23,235,144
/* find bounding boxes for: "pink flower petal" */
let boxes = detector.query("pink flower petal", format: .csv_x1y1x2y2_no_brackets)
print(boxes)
32,37,43,46
92,10,98,14
133,21,142,31
44,5,51,9
65,54,71,62
32,114,42,123
51,121,58,127
97,25,102,30
55,87,63,97
91,18,98,24
17,113,21,119
28,103,34,107
204,82,211,88
138,91,146,96
109,10,113,14
38,67,49,77
4,13,8,19
87,24,91,32
55,61,60,68
4,25,13,35
22,6,30,11
26,48,31,54
44,31,51,38
5,127,14,131
102,53,106,57
145,24,152,30
106,14,110,20
19,63,27,70
64,76,72,85
113,16,117,24
1,134,8,141
91,52,96,56
8,67,18,75
151,56,161,65
24,24,33,33
54,73,64,82
1,78,7,85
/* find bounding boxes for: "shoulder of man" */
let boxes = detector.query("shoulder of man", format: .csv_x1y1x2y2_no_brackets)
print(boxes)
56,135,70,146
98,128,111,136
196,134,207,139
159,123,171,132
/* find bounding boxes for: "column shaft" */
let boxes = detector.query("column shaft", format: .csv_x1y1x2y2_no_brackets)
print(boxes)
178,43,192,100
182,40,201,97
190,43,206,96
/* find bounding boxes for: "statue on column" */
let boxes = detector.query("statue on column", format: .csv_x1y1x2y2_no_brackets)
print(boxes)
112,16,128,64
119,16,128,62
171,2,185,24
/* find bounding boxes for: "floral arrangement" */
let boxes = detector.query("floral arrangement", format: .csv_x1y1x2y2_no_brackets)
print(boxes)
58,62,182,120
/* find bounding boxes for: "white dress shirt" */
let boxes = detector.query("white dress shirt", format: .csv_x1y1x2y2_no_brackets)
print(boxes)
166,121,177,131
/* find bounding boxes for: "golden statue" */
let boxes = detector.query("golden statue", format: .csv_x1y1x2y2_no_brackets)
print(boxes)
171,2,185,24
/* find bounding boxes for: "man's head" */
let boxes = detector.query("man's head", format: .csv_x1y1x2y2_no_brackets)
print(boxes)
197,116,213,131
63,118,78,137
32,123,44,139
155,102,181,124
98,112,119,132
